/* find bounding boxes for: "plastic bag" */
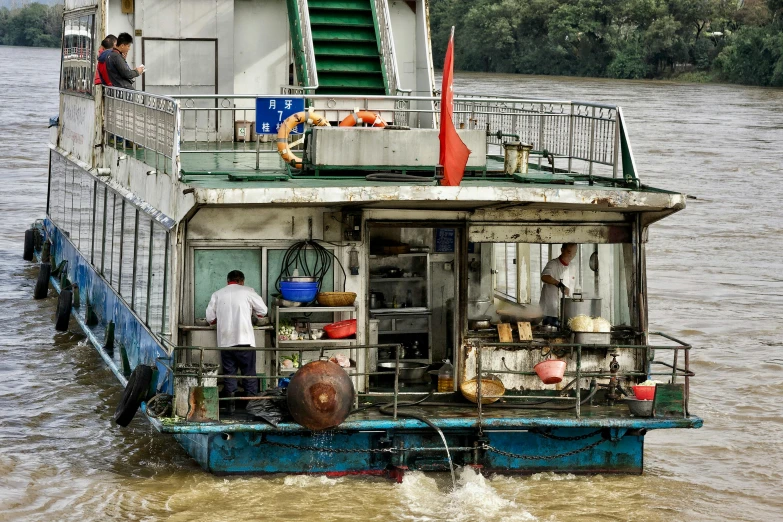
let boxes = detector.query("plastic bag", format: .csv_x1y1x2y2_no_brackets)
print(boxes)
246,387,291,427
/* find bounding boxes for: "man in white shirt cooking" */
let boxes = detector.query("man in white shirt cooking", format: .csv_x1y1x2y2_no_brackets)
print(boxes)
206,270,268,413
539,243,578,327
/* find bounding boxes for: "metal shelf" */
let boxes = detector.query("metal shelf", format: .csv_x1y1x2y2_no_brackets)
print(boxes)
378,359,430,364
378,330,429,335
369,277,425,283
369,253,429,258
277,306,356,313
277,339,357,345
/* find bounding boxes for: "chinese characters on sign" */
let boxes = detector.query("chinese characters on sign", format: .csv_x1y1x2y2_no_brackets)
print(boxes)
255,97,305,134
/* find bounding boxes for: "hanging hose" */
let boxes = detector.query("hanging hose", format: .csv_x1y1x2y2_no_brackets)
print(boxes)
275,240,347,294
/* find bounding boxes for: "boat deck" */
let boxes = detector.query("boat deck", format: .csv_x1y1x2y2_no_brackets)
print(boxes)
108,140,655,192
151,401,702,434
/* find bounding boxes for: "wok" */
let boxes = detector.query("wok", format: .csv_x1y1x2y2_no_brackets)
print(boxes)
378,361,428,381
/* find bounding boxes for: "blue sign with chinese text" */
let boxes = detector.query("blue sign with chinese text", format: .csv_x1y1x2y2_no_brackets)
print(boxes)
255,96,305,134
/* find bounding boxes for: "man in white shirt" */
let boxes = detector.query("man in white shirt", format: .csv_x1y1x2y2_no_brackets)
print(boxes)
539,243,578,327
206,270,268,412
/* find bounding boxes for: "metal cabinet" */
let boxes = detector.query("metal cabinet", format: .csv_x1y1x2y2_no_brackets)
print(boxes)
369,253,432,363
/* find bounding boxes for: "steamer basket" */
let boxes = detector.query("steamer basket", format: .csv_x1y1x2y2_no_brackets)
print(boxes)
316,292,357,307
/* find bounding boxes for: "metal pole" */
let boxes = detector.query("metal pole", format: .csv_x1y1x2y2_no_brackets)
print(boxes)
576,346,582,418
568,104,574,173
393,343,399,420
477,343,483,435
588,106,596,175
100,185,107,274
671,348,678,384
612,109,620,178
256,133,260,170
684,348,690,415
161,232,169,334
131,208,139,310
146,220,154,325
117,199,125,296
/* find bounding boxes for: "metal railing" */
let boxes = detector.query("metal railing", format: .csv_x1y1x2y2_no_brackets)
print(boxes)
103,86,180,176
297,0,319,91
162,342,435,420
372,0,407,95
170,93,629,178
158,331,692,426
473,331,694,425
100,88,634,179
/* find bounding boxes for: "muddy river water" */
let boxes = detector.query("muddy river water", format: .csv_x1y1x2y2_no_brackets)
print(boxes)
1,46,782,521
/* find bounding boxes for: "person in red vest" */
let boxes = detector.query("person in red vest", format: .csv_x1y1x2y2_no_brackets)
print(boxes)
94,35,117,86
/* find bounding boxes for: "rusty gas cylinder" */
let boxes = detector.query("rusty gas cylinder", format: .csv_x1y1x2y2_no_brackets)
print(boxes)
286,360,355,430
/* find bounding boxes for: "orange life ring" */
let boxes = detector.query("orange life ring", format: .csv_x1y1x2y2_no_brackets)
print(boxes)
338,110,386,128
277,109,330,168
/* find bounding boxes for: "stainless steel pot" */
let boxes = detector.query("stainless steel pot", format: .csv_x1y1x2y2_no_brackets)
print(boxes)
468,316,492,330
378,361,428,381
561,293,602,325
370,291,384,310
283,276,318,283
573,331,611,345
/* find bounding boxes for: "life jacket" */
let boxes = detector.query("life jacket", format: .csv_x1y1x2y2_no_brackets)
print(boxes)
95,48,113,86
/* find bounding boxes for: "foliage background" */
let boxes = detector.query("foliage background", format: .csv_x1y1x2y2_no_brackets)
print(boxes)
0,2,62,48
2,1,782,87
430,0,783,87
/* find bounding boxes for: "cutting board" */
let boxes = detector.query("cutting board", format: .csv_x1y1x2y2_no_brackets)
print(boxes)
517,322,533,341
497,323,513,342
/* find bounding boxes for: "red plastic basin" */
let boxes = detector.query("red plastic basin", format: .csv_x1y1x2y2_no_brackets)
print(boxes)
632,385,656,401
323,319,357,339
534,359,567,385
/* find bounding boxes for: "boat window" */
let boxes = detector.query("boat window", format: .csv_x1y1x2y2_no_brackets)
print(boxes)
481,242,634,326
60,12,96,97
492,243,518,302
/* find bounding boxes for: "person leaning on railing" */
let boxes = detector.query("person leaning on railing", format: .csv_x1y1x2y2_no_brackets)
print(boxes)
94,34,116,86
106,32,145,90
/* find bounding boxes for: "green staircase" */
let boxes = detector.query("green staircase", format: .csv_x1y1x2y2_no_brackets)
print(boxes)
295,0,387,95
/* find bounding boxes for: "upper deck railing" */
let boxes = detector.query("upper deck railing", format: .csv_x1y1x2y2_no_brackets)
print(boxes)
296,0,319,90
103,86,180,176
372,0,406,95
102,88,639,181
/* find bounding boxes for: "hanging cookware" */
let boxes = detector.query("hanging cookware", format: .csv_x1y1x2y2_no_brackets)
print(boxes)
560,292,602,326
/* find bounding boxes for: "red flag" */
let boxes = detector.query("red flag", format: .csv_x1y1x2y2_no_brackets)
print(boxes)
438,27,470,187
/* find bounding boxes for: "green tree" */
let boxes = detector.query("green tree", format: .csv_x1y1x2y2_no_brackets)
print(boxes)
0,3,62,48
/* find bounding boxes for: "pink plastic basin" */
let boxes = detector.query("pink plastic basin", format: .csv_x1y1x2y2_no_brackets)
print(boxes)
534,359,567,385
632,385,656,401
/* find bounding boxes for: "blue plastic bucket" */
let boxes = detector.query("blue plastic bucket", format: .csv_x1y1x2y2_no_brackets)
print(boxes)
280,281,319,302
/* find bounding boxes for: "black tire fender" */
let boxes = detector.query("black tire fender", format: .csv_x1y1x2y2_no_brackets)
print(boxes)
23,229,34,261
114,365,155,427
34,262,51,300
55,289,72,331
